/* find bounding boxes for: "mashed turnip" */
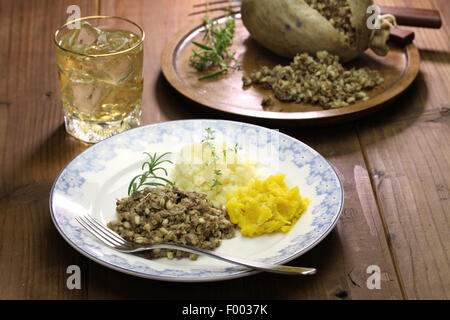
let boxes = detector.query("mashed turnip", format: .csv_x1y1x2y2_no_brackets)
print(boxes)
171,142,260,206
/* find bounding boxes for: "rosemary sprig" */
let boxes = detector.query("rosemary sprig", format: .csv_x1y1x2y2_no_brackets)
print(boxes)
128,152,173,196
189,11,238,80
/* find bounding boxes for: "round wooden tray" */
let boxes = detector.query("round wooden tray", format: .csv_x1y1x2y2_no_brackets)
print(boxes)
161,14,420,126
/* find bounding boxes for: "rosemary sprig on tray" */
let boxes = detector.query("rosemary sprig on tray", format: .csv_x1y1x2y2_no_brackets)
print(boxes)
128,152,173,196
189,11,238,80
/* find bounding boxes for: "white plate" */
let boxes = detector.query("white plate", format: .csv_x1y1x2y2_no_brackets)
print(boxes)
50,119,343,282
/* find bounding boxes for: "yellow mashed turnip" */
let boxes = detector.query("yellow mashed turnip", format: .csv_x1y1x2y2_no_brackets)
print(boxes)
225,174,309,237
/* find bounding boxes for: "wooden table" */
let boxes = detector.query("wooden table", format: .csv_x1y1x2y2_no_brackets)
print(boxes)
0,0,448,300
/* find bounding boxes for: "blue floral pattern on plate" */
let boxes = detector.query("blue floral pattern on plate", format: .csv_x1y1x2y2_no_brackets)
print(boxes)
50,119,343,282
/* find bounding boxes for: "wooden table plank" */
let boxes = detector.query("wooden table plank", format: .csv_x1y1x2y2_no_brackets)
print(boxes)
0,0,99,299
358,113,450,300
358,0,450,300
359,117,450,299
285,126,405,299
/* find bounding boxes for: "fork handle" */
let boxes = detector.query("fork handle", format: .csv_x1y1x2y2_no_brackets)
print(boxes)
129,243,316,276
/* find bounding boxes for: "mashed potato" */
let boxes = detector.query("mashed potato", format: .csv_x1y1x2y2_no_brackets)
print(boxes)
171,142,259,206
225,174,309,237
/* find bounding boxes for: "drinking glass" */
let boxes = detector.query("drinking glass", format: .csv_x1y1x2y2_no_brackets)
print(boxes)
54,16,145,143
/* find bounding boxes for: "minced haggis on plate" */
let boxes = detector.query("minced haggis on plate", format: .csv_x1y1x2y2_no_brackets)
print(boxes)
243,50,384,109
107,184,236,260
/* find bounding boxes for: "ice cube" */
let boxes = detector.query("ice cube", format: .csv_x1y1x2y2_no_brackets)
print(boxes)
104,55,135,84
98,32,138,56
63,71,111,114
61,21,102,54
106,30,133,52
76,22,101,46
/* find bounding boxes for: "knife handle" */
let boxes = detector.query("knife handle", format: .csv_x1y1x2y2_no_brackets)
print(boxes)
379,5,442,29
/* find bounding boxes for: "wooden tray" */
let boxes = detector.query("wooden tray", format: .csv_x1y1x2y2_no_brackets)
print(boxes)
161,14,420,126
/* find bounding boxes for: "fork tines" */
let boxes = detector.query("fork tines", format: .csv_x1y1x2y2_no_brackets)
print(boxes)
190,0,241,16
76,215,127,248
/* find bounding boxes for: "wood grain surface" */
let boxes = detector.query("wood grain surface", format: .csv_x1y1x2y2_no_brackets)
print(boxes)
0,0,448,300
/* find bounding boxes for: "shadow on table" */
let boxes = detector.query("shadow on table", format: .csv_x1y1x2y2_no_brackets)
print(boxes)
154,72,208,121
418,48,450,64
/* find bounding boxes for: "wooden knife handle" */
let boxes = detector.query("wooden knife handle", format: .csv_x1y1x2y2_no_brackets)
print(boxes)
379,5,442,28
390,28,415,45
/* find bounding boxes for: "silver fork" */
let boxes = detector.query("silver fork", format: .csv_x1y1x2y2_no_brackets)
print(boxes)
75,215,316,276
